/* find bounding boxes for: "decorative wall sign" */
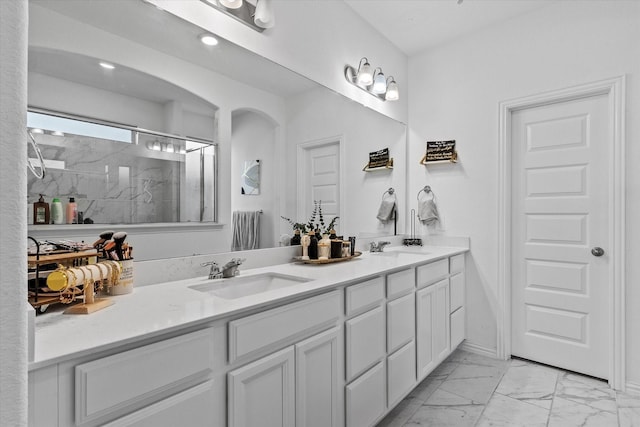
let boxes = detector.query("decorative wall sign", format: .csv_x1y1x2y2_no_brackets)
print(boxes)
363,147,394,171
420,140,458,164
241,159,260,195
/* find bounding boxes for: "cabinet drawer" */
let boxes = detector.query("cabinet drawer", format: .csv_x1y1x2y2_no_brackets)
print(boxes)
345,276,385,317
450,254,465,274
102,380,215,427
451,307,465,349
75,328,214,426
386,268,415,300
387,293,415,354
229,290,341,363
450,272,464,313
346,361,386,427
346,305,386,382
416,259,448,289
387,341,416,407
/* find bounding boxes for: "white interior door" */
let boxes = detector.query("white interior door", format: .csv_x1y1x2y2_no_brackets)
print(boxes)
298,141,340,225
511,94,610,379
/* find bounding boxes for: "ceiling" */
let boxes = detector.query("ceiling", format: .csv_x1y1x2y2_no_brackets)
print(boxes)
344,0,559,56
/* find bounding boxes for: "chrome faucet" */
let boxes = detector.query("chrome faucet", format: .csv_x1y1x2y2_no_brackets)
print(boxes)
370,241,391,253
222,258,245,278
201,261,223,280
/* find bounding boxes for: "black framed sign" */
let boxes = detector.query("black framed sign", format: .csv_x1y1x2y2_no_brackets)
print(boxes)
368,148,390,169
423,140,457,163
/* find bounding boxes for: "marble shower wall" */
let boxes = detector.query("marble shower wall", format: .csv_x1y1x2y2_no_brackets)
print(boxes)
28,133,183,224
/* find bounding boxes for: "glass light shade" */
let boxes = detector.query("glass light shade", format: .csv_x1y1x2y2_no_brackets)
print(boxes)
385,81,399,101
219,0,243,9
356,62,373,86
371,71,387,94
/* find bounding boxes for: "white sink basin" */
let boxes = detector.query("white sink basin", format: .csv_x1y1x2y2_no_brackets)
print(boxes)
189,273,311,300
370,250,430,258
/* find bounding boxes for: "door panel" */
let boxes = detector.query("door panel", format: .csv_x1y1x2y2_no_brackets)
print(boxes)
511,94,609,379
303,142,340,219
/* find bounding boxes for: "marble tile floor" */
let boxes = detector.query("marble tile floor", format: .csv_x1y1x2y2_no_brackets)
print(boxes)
377,349,640,427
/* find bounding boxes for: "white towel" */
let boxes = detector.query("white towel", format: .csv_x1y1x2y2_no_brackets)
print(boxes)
377,199,396,222
418,199,440,225
231,211,261,251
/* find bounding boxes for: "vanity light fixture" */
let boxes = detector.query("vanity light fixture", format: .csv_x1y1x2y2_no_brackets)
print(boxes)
99,61,115,70
219,0,243,9
385,77,399,101
199,33,219,46
371,68,387,95
344,57,399,101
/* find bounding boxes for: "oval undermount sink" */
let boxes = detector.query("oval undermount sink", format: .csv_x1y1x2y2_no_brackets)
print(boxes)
189,273,311,300
370,250,430,258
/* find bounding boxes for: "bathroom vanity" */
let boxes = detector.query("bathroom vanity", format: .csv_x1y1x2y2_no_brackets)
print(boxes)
28,245,467,427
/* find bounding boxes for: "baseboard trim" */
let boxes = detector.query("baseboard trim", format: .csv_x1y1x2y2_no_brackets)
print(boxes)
626,381,640,395
458,341,498,359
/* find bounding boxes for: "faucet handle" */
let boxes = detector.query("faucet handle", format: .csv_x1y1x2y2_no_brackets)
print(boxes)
201,261,219,267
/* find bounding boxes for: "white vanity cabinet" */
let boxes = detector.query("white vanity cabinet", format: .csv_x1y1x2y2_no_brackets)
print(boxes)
386,269,416,407
449,254,466,349
29,327,216,427
416,259,451,381
227,290,342,427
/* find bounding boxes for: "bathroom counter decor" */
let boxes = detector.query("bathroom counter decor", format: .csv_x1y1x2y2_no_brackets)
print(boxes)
295,251,362,265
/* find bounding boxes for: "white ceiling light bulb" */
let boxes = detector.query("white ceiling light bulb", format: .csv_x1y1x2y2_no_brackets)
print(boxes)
254,0,275,29
219,0,243,9
99,61,115,70
356,58,373,86
199,34,219,46
385,78,399,101
371,68,387,94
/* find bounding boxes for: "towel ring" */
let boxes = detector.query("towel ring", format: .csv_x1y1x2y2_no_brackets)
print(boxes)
382,187,396,200
27,130,46,180
417,185,434,201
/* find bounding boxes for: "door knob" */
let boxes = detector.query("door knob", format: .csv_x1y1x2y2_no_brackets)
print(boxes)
591,247,605,257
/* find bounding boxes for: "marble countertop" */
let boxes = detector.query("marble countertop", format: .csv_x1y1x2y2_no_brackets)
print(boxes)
30,245,467,371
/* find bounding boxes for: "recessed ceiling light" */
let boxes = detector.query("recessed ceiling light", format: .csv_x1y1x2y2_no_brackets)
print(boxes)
30,128,44,134
51,131,65,137
99,61,115,70
199,34,219,46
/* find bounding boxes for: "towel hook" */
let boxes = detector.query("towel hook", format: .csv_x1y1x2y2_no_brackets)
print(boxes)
417,185,434,201
27,130,46,180
382,187,396,200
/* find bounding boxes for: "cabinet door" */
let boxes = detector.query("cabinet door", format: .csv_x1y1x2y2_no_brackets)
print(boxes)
228,347,295,427
296,327,342,427
345,305,385,381
387,292,415,354
387,341,416,407
345,361,386,427
416,279,450,380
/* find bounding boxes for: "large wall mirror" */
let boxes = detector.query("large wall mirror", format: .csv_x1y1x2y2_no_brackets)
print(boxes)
27,0,407,261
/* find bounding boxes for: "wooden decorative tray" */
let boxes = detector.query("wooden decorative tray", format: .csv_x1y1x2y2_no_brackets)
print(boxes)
295,251,362,265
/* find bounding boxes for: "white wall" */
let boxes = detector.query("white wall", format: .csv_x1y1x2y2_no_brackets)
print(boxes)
0,0,28,424
152,0,408,124
231,110,278,248
407,0,640,387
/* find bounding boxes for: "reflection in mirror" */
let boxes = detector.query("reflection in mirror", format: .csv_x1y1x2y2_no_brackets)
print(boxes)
241,160,261,195
27,110,217,224
28,0,407,260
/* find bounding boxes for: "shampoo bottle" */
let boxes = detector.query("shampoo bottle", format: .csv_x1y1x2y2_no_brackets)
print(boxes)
51,198,63,224
33,194,50,225
308,231,318,260
66,197,78,224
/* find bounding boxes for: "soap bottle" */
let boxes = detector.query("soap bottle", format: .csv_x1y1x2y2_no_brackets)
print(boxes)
308,231,318,260
66,197,78,224
51,198,63,224
290,229,301,246
33,194,50,225
318,233,331,259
